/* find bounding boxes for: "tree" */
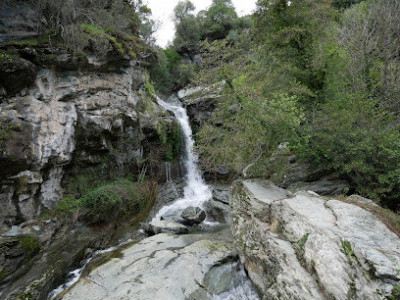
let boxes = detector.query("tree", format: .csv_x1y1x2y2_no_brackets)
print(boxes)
338,0,400,114
199,0,239,41
173,1,201,51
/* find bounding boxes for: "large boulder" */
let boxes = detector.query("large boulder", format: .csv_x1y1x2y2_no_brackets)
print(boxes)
181,206,206,225
61,230,247,300
230,179,400,300
204,184,230,223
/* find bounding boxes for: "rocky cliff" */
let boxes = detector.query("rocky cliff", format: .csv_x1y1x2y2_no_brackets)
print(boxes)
230,179,400,300
0,43,178,232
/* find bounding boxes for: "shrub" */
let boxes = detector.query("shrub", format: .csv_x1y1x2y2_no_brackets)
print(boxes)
80,179,157,224
293,95,400,210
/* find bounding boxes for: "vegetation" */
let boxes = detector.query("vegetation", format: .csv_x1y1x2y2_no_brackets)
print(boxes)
49,178,157,224
1,0,155,58
150,0,252,94
179,0,400,212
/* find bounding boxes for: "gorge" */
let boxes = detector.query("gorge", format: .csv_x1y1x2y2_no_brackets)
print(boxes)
1,0,400,299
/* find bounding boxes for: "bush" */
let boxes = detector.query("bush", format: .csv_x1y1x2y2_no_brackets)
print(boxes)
293,95,400,210
80,179,157,224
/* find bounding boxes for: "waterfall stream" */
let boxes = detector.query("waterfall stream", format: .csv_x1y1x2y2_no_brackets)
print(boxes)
48,96,258,300
153,97,212,221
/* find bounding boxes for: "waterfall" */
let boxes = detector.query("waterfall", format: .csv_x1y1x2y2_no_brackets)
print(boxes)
154,97,212,221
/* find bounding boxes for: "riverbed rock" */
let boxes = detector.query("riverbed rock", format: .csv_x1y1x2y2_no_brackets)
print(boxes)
230,179,400,300
181,206,206,225
61,229,240,300
143,220,189,235
1,222,114,299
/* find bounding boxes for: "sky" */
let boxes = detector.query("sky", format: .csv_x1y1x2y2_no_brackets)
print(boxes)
146,0,257,48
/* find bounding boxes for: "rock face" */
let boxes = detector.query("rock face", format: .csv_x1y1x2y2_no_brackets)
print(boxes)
1,221,115,299
61,229,241,300
178,86,221,133
204,184,230,223
0,51,176,232
181,206,206,225
230,179,400,300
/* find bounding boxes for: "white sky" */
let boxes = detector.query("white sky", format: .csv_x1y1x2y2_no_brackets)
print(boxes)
146,0,257,48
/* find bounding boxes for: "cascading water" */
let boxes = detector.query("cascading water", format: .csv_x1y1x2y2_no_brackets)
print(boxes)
153,97,212,221
48,96,259,300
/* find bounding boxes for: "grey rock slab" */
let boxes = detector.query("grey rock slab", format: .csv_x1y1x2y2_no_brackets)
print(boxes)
242,179,290,206
230,179,400,300
62,232,237,300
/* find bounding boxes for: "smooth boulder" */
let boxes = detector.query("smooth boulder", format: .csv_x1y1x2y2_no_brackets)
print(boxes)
181,206,206,225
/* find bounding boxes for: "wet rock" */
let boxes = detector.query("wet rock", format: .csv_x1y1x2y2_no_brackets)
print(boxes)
181,206,206,225
0,2,40,43
230,179,400,300
62,230,238,300
2,223,114,299
204,200,229,223
212,184,230,204
143,220,189,235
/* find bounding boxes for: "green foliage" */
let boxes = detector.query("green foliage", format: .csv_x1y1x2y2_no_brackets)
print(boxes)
0,119,13,152
199,0,239,41
0,268,10,282
2,0,151,58
50,196,82,217
293,95,400,209
18,236,40,263
173,1,201,50
331,0,366,9
188,0,400,211
388,285,400,300
0,50,14,63
80,179,156,224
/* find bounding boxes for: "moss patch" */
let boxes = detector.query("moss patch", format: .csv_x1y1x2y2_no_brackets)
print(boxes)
18,236,40,263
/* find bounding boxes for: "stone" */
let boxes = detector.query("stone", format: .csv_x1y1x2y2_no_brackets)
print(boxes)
0,55,168,232
143,220,189,235
230,179,400,300
181,206,206,225
204,200,230,223
288,178,349,195
61,231,239,300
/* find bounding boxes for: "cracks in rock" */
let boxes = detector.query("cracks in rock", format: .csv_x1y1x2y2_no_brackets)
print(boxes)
324,201,338,226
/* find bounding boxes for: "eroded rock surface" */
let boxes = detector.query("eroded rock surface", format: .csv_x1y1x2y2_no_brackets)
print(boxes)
61,228,242,300
0,62,173,232
230,179,400,300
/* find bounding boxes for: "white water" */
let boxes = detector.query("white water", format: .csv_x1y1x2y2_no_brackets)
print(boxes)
47,239,133,300
47,96,258,300
153,97,212,221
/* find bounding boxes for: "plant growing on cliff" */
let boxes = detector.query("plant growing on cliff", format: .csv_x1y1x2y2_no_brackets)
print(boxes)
80,179,157,224
0,119,13,152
